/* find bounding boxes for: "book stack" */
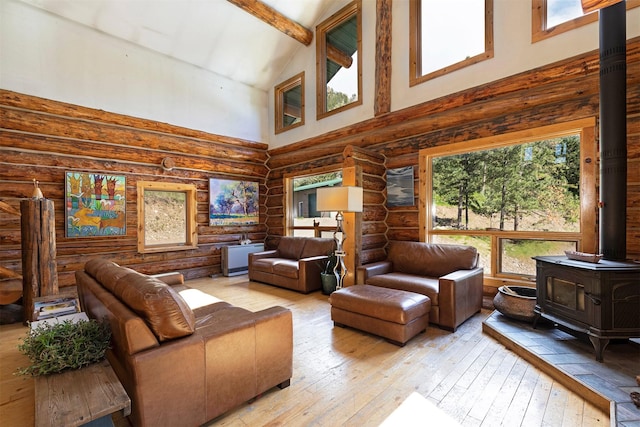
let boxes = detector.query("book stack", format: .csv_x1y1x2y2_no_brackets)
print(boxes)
33,296,79,321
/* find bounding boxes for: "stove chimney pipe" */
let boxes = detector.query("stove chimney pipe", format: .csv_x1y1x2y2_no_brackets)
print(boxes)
598,1,627,261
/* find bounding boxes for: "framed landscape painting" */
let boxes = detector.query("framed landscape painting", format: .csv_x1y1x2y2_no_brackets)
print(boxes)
65,172,126,237
387,167,415,207
209,178,259,226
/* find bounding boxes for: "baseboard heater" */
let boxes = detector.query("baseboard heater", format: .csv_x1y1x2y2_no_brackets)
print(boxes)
221,243,264,276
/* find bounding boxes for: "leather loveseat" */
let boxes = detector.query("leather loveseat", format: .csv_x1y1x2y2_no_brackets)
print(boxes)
76,258,293,427
248,236,335,293
357,241,483,332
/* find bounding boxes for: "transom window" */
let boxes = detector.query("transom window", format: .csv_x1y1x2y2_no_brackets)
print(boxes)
410,0,493,86
532,0,640,43
419,119,596,288
285,169,342,237
137,181,197,253
316,0,362,119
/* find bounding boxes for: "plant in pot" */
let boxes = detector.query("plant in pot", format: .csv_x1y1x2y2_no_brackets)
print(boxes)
17,318,111,376
320,250,339,295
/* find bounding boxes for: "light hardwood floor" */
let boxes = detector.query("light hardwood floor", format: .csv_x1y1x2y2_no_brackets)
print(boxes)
0,276,609,427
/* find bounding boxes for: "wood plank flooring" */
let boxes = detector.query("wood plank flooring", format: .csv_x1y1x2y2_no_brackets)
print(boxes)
0,276,610,426
483,311,640,426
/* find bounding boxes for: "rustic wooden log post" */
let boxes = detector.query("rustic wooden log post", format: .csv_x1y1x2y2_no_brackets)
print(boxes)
20,199,58,322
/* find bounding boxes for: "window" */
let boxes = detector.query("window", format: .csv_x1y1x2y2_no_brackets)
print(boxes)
410,0,493,86
137,181,198,253
316,0,362,119
284,169,342,237
419,119,596,288
532,0,640,43
275,72,304,134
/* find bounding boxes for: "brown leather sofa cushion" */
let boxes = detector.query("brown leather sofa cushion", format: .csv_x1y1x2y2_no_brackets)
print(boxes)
84,258,196,341
387,241,478,278
300,238,334,259
277,237,307,259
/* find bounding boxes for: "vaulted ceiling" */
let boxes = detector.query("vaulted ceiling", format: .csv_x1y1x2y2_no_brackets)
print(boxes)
19,0,338,91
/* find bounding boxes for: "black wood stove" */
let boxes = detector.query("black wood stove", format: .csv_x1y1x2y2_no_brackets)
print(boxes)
533,256,640,361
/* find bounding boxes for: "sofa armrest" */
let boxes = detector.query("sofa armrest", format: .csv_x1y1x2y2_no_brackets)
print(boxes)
297,256,326,293
357,261,393,284
253,306,293,393
438,267,484,332
152,272,184,286
249,250,279,262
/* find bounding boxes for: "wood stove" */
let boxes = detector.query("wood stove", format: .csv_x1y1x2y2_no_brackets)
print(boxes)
533,256,640,361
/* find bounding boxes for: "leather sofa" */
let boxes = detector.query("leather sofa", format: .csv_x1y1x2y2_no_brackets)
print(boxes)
248,236,335,293
357,241,483,332
76,258,293,427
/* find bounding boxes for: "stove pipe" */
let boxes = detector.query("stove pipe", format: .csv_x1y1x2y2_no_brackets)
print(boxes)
598,1,627,261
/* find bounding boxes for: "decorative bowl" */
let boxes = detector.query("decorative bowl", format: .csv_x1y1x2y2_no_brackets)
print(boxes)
564,250,603,263
493,285,537,323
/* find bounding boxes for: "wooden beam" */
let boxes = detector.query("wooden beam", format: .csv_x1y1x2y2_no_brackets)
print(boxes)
375,0,392,116
327,44,353,69
226,0,313,46
581,0,623,13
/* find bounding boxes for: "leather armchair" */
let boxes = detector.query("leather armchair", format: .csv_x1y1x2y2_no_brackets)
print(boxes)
357,241,483,331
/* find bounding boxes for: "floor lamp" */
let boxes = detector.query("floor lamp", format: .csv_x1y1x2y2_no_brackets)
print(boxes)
316,186,363,289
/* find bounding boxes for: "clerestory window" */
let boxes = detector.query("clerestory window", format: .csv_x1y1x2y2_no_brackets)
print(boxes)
410,0,493,86
419,119,596,288
316,0,362,119
275,72,305,134
532,0,640,43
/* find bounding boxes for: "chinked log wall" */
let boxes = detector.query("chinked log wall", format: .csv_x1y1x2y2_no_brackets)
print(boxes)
266,37,640,263
0,90,269,292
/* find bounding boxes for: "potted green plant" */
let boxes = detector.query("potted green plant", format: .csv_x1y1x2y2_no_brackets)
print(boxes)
320,250,338,295
17,318,111,376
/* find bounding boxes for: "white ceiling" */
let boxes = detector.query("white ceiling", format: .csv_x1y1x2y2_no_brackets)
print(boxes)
19,0,337,91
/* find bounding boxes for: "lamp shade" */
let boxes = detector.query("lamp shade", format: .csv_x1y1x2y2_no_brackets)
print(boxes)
316,186,363,213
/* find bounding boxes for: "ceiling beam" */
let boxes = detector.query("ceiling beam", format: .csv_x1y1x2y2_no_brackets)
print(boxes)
226,0,313,46
581,0,623,13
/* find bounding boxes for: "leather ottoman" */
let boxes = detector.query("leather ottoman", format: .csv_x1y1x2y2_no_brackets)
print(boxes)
328,285,431,346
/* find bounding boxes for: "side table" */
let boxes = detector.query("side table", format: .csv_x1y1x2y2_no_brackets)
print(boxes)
35,359,130,427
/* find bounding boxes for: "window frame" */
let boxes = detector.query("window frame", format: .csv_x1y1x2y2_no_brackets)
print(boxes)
316,0,363,120
409,0,494,87
284,166,343,237
532,0,640,43
275,72,305,134
136,181,198,254
418,118,597,288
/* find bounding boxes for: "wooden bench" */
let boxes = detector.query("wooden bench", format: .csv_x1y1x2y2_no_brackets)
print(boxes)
328,285,431,346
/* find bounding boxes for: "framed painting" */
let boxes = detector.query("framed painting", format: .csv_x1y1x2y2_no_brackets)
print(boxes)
65,172,126,237
387,166,415,207
209,178,259,226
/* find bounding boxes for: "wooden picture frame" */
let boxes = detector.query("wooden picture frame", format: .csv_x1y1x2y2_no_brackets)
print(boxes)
209,179,259,226
387,167,415,207
65,172,126,237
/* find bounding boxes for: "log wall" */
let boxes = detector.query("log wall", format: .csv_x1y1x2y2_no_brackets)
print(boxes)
0,90,269,292
266,37,640,263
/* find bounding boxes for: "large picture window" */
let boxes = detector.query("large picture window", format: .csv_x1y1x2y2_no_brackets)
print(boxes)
316,0,362,119
137,181,198,253
410,0,493,86
285,169,342,237
419,119,596,288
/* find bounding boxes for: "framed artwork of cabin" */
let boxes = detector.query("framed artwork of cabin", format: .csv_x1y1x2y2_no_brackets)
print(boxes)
65,172,126,237
387,167,415,207
209,178,259,226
